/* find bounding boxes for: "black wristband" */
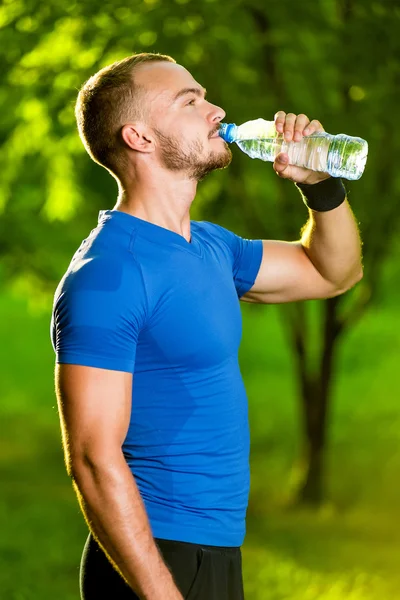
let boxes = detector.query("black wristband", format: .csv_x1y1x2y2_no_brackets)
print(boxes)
295,177,347,212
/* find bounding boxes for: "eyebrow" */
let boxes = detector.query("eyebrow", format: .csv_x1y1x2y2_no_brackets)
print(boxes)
172,87,207,103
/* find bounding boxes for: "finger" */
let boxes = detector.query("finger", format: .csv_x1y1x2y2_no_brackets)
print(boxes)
274,152,289,176
293,114,309,142
303,119,325,136
283,113,297,141
274,111,286,134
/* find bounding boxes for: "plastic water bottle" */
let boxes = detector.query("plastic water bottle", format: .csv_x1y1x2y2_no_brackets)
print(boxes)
219,118,368,180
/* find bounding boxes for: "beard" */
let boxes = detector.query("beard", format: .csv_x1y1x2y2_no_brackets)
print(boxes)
153,127,232,181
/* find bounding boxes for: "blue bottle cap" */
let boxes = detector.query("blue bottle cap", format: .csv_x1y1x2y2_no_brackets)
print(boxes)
218,123,237,143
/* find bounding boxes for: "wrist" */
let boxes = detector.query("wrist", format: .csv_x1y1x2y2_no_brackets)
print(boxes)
295,177,347,212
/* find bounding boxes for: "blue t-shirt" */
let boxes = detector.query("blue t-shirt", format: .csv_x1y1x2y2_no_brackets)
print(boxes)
51,209,263,547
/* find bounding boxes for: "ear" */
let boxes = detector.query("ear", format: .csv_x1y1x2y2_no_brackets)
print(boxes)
121,123,155,153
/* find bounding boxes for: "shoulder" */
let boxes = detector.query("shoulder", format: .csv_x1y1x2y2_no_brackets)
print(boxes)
57,243,144,294
193,219,250,258
192,219,238,250
193,220,234,239
193,220,263,290
53,248,148,324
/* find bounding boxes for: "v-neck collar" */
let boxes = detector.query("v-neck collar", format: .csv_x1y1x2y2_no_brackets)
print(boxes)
98,210,203,258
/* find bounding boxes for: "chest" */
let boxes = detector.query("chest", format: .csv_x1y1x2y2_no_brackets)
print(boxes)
137,252,242,369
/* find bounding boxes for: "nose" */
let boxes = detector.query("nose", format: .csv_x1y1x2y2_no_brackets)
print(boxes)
207,102,226,124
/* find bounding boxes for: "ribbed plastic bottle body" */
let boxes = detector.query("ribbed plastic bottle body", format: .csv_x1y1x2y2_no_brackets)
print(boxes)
237,132,332,172
219,119,368,181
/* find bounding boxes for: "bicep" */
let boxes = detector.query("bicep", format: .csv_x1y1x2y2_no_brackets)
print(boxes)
55,363,133,474
240,240,341,304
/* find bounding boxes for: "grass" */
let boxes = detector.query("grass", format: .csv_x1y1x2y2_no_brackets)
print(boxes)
2,287,400,599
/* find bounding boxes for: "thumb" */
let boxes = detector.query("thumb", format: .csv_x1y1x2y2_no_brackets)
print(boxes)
274,152,289,176
277,152,288,164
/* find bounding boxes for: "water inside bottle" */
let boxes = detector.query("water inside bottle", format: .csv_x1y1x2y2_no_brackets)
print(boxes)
327,134,368,180
238,133,331,172
285,134,331,172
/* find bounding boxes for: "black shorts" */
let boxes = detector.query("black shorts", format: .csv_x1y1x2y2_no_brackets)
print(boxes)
80,532,245,600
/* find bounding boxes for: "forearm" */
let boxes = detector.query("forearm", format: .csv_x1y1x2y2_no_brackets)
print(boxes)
71,452,183,600
300,198,363,289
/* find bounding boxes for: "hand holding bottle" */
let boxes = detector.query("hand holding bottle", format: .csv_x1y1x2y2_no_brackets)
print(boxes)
272,111,330,185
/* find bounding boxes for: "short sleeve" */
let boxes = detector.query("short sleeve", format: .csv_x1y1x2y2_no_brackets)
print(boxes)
201,222,263,298
51,254,148,373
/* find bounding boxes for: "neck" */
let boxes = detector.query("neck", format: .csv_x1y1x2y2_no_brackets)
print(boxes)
113,163,198,242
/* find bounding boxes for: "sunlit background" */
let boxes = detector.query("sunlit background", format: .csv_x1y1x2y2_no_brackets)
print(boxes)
2,0,400,598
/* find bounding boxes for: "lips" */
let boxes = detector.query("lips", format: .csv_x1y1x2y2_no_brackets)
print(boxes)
209,127,221,138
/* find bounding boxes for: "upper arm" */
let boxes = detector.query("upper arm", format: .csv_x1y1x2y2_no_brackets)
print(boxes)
51,255,148,473
55,364,132,476
240,240,344,304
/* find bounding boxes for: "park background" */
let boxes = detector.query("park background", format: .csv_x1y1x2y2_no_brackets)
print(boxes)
1,0,400,598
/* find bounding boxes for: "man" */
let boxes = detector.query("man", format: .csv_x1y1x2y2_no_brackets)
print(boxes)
51,52,363,600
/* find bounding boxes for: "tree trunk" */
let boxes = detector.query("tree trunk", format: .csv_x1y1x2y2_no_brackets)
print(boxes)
298,379,327,505
280,296,343,506
296,296,342,505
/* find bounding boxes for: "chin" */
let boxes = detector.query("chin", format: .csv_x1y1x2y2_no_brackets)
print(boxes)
214,145,232,165
193,149,232,181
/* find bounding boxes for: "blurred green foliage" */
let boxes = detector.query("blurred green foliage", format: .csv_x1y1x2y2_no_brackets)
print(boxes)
2,0,400,597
